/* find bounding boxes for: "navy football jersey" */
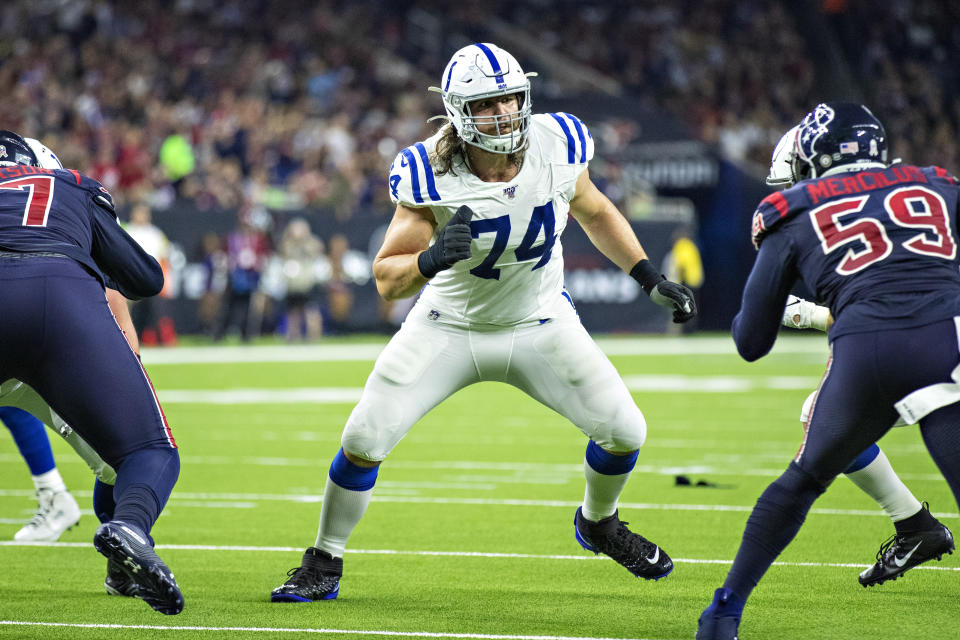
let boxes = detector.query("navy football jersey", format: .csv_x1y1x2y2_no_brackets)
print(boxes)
0,164,162,298
735,164,960,359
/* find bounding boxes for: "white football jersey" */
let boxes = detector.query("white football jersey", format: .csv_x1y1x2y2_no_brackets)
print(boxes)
388,113,595,325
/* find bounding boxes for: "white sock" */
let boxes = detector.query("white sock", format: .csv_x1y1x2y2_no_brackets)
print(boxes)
845,449,922,522
314,478,374,558
582,462,631,522
33,469,67,493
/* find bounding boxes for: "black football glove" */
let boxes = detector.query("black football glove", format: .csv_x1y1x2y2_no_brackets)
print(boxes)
417,205,474,278
630,259,698,324
650,280,697,323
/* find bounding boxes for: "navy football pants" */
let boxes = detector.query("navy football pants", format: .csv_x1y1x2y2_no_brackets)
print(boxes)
724,317,960,598
799,318,960,493
0,258,178,533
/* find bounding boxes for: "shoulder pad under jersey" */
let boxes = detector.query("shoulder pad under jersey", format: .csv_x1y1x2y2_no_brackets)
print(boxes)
389,140,443,207
923,165,960,186
56,169,117,217
751,184,808,249
534,112,594,165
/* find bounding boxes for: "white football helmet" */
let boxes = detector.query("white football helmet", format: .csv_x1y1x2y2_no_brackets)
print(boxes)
431,43,536,154
766,125,801,187
24,138,63,170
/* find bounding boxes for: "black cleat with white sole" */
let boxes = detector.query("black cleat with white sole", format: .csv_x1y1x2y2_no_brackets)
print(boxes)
93,521,183,614
859,520,954,587
574,507,673,580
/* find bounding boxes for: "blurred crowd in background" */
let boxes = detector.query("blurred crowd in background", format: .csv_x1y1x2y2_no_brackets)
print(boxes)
1,0,956,341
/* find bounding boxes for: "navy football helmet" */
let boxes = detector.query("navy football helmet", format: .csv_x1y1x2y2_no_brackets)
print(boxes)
795,102,888,179
0,130,39,167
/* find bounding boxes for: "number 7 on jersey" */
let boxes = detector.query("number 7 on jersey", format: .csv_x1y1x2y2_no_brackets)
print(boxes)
0,175,56,227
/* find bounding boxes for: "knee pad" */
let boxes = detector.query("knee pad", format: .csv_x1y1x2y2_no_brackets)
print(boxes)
592,402,646,452
341,387,408,462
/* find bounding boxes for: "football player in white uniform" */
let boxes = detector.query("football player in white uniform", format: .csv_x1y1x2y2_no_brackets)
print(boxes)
770,126,953,588
271,43,696,602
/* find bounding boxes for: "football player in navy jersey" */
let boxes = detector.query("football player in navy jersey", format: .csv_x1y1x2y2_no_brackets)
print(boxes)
0,130,183,614
697,103,960,639
769,128,953,589
271,43,696,603
4,138,115,546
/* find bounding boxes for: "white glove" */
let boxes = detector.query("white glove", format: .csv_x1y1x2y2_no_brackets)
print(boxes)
782,295,830,332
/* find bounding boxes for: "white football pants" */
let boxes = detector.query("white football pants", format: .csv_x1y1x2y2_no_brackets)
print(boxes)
341,302,646,461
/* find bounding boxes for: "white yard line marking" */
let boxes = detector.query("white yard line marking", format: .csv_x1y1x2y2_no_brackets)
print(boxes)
620,375,820,392
149,376,822,404
0,453,943,483
0,621,662,640
1,542,958,573
0,488,955,518
142,344,388,364
139,336,827,365
158,388,363,403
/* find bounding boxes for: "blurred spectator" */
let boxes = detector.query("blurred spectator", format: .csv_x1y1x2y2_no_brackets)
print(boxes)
159,131,196,193
197,232,229,338
89,144,121,193
123,202,175,345
117,126,152,199
278,218,325,342
325,234,358,334
216,207,272,341
661,227,704,335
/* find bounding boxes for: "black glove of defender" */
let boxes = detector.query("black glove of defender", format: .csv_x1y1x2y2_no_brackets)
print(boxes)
630,259,698,324
417,205,474,278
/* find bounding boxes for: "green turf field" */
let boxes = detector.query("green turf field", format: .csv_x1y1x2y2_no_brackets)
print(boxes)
1,334,957,640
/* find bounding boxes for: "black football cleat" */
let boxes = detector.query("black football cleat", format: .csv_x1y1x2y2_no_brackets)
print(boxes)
574,507,673,580
93,521,183,614
271,547,343,602
859,518,954,587
696,588,742,640
104,558,140,598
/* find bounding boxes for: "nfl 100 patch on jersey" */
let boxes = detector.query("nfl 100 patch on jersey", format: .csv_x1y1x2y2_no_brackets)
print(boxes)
387,113,594,325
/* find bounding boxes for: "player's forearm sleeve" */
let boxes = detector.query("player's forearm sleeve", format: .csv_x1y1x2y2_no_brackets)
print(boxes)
732,236,796,361
90,207,164,299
